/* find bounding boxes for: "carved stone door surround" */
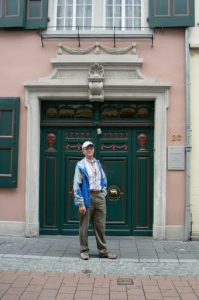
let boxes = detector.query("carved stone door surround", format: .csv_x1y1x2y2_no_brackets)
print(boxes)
24,43,170,239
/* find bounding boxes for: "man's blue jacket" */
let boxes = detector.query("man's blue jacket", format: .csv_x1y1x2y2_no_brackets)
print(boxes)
73,158,107,208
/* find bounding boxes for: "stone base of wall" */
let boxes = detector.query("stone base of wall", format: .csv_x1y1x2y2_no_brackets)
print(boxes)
0,222,186,240
0,221,25,236
191,231,199,241
165,225,184,240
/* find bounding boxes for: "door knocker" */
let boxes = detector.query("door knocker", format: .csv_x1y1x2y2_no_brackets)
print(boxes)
108,185,121,202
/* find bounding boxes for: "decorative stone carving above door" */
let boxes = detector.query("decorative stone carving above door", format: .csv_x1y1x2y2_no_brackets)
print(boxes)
88,63,104,102
57,42,137,56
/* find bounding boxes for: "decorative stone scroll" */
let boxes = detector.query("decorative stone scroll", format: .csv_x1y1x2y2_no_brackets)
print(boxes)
88,63,104,102
57,42,137,55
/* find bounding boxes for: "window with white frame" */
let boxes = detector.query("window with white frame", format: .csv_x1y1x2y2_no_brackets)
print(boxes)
48,0,147,33
56,0,92,30
105,0,141,30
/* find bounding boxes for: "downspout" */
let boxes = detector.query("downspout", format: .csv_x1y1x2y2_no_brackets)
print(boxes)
184,28,192,241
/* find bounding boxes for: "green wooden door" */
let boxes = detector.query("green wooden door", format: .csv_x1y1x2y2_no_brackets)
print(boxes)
98,127,153,236
40,102,154,236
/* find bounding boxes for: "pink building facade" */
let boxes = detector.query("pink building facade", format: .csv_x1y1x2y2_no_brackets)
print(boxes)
0,0,195,239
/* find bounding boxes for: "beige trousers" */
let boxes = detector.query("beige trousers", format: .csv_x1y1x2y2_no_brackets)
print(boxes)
79,192,107,254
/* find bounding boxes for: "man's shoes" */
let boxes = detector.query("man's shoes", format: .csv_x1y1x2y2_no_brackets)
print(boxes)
99,251,117,259
80,252,89,260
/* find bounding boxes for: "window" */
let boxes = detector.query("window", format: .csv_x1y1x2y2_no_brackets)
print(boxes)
47,0,149,34
105,0,141,30
56,0,92,31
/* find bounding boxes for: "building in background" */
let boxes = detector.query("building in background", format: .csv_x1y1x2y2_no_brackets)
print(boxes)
0,0,195,240
190,0,199,240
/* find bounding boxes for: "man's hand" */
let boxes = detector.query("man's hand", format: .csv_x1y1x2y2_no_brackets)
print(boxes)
79,205,86,215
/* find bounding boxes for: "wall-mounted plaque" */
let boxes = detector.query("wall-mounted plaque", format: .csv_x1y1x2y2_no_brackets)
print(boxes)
168,146,185,171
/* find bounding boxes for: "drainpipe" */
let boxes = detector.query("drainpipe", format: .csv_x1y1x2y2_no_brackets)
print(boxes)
184,28,192,241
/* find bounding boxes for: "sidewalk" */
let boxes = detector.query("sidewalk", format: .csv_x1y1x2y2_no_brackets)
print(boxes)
1,271,199,300
0,236,199,275
0,236,199,299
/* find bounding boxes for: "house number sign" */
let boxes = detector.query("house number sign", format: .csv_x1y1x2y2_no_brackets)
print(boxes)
168,146,185,171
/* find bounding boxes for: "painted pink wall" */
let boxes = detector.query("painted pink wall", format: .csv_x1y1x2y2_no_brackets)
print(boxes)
0,29,186,225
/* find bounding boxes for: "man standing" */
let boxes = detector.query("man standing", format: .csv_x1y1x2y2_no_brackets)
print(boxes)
73,141,117,260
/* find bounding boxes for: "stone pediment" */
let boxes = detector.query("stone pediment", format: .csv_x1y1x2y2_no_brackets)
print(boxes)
49,53,146,85
25,43,170,101
50,43,145,84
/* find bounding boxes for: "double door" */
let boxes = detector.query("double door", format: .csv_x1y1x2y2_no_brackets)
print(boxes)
40,126,154,236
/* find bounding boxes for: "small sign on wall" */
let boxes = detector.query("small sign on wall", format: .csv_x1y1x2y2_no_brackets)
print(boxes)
168,146,185,171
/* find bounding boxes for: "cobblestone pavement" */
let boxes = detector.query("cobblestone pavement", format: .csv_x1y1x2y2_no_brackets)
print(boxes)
0,236,199,299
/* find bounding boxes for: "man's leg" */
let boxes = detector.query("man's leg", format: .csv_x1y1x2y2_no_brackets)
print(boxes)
79,210,89,253
92,193,108,253
92,193,117,259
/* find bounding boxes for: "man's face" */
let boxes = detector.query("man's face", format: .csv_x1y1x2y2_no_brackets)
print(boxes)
83,145,94,160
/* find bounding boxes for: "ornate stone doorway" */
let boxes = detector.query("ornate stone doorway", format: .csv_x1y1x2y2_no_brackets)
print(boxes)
24,45,170,238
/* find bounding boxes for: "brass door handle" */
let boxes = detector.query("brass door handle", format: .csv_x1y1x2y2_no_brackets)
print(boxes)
109,188,118,196
108,185,121,201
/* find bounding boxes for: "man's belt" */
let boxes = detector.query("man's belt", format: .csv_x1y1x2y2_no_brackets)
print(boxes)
90,190,101,195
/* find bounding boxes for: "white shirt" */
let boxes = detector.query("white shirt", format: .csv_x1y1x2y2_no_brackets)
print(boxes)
84,158,101,191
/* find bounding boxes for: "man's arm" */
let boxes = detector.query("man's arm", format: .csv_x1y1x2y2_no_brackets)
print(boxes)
73,165,87,214
100,164,107,197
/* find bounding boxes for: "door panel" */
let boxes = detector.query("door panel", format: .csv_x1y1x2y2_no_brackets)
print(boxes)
98,129,131,235
102,157,131,235
103,158,127,223
133,129,154,235
63,156,79,230
136,157,150,226
40,129,61,235
44,156,57,226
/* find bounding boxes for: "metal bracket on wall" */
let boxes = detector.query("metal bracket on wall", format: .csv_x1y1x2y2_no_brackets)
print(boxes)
37,27,154,49
38,28,44,47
